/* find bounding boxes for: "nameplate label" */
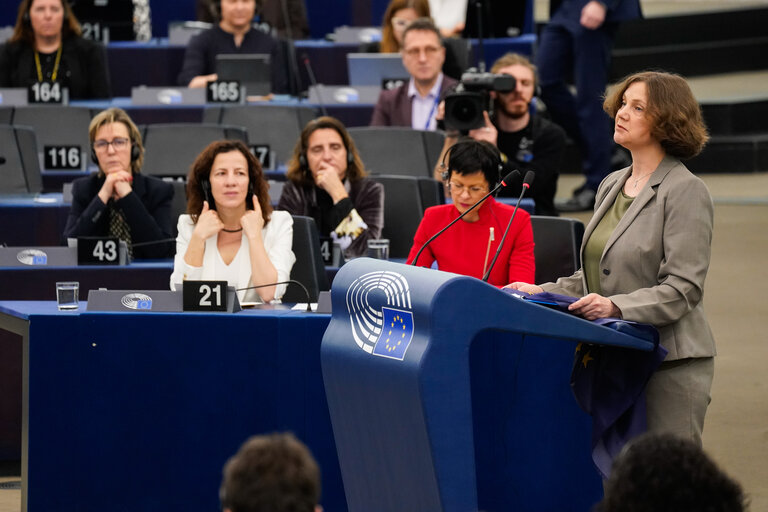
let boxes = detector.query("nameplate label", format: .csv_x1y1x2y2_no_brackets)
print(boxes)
250,144,272,168
206,80,242,103
77,237,121,265
28,82,68,104
183,280,228,312
44,145,82,170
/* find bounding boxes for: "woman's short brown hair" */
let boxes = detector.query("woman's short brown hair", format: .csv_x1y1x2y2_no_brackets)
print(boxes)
285,116,367,186
379,0,431,53
10,0,82,45
186,139,273,225
88,107,144,175
604,71,709,159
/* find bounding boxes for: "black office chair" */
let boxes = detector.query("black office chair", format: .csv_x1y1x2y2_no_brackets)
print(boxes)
0,107,13,124
0,125,42,194
11,106,93,170
348,127,445,178
141,123,248,178
203,105,317,168
530,216,585,284
167,179,188,239
283,215,330,303
372,175,444,259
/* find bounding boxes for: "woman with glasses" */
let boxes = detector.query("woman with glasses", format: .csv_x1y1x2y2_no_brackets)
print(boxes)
407,138,534,286
63,108,174,259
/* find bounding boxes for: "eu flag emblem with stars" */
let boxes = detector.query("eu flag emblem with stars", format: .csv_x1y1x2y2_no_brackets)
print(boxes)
372,307,414,360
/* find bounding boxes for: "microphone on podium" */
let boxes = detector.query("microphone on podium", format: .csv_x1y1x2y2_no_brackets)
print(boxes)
411,170,521,267
481,170,535,282
237,280,312,312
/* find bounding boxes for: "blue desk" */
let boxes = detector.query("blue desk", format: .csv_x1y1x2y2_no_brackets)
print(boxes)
0,194,69,246
0,301,345,512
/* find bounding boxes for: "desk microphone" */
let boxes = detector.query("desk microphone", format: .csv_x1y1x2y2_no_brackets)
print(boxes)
411,170,520,267
303,54,328,116
482,170,534,282
130,237,177,248
236,280,312,312
0,156,6,165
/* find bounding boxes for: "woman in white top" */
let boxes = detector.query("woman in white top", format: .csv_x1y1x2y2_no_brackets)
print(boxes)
170,140,295,303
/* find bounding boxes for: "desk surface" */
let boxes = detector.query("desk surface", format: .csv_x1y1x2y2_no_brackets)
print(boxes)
0,302,343,512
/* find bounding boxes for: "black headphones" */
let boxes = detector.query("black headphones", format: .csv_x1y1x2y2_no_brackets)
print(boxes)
90,141,141,165
23,11,30,23
440,140,503,187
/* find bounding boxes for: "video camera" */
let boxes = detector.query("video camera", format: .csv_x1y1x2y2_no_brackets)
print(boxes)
444,70,516,132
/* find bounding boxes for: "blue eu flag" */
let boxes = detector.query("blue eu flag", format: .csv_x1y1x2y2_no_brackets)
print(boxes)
372,307,414,360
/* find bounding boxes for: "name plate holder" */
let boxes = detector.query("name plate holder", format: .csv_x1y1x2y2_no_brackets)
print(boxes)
131,86,206,106
76,237,128,266
86,286,241,313
0,246,77,267
0,88,29,106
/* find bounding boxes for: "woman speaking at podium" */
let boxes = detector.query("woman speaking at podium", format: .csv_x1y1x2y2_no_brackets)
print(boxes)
508,71,715,447
407,138,535,286
171,140,295,304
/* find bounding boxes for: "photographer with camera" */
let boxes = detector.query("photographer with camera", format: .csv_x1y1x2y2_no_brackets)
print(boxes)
436,53,566,216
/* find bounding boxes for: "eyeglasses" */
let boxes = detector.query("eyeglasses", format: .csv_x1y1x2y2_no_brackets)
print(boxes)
403,46,441,58
391,17,411,30
448,182,488,195
93,137,130,152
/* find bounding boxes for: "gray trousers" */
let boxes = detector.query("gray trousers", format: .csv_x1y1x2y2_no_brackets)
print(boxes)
645,356,715,446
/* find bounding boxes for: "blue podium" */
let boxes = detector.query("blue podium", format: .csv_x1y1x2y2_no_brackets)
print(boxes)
322,259,654,512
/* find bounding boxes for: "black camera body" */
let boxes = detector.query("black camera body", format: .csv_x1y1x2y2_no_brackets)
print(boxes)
444,71,516,132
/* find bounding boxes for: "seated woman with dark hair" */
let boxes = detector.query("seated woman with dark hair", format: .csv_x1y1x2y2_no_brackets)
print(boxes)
278,116,384,260
170,140,295,304
0,0,110,99
407,138,535,286
64,108,173,259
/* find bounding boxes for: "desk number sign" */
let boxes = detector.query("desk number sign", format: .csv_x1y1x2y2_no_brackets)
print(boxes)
77,237,120,265
207,80,241,103
183,280,228,311
28,82,65,104
44,145,81,169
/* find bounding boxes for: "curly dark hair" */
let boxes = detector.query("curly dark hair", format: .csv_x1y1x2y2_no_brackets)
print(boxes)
285,116,367,186
596,433,747,512
10,0,82,45
220,432,320,512
604,71,709,159
186,139,273,225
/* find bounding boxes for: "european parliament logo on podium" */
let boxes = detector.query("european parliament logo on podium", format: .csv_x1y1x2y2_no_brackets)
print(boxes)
346,270,414,361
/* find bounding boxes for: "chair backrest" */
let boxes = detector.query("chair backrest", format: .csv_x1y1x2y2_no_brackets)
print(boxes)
168,179,188,238
203,105,317,169
141,123,248,178
372,175,444,259
12,106,93,170
443,37,471,77
348,127,445,178
530,216,585,284
283,215,330,303
0,125,42,194
0,107,13,124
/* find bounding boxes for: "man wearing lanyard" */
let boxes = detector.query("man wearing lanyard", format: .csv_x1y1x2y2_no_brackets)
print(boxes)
370,17,457,130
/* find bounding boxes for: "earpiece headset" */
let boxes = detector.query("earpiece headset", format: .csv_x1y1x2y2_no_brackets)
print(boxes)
23,11,30,23
440,140,503,187
90,141,141,165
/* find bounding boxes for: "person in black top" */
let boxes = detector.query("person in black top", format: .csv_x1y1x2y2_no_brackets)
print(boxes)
178,0,288,93
435,53,566,216
196,0,310,39
64,108,174,259
0,0,110,99
278,116,384,259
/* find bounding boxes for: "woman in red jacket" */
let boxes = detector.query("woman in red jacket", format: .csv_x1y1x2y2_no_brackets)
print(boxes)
407,139,535,286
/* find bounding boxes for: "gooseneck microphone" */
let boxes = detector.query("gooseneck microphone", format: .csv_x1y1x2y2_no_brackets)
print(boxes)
236,280,312,312
411,170,520,267
130,237,177,248
481,170,535,282
302,54,328,116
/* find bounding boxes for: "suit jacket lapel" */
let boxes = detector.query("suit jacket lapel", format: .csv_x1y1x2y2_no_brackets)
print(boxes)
602,155,677,257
